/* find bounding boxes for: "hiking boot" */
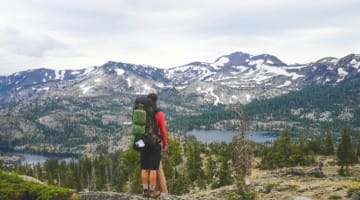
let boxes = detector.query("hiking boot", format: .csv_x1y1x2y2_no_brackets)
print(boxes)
148,190,161,198
143,189,149,197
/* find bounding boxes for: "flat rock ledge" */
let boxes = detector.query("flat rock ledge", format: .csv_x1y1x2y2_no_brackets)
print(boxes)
79,192,186,200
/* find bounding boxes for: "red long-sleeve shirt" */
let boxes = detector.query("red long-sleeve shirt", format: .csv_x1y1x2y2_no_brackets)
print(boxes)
155,110,168,149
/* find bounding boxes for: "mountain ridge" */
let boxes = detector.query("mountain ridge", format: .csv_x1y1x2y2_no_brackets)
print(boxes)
1,51,359,106
1,51,360,154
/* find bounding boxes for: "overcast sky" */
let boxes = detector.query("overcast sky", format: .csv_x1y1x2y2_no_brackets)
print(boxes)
0,0,359,75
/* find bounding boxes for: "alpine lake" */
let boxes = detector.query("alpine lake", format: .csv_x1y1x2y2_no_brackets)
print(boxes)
186,129,278,144
1,130,276,165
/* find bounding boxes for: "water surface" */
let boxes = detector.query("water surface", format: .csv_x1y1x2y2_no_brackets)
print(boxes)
187,130,277,143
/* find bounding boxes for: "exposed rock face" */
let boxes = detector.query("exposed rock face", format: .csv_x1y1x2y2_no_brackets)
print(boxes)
271,166,323,177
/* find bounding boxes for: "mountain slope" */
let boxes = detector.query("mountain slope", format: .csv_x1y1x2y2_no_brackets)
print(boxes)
243,73,360,133
157,74,360,133
1,51,360,154
1,52,360,106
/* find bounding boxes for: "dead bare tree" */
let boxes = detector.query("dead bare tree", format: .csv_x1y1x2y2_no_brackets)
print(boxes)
233,104,253,185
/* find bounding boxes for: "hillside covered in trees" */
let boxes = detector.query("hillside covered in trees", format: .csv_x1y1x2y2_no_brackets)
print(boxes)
1,128,360,199
169,74,360,134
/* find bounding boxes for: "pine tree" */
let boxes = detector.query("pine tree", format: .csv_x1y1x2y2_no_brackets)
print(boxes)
205,155,216,184
307,135,323,155
185,141,203,182
120,149,140,193
44,158,60,185
162,137,183,191
217,157,232,187
336,128,358,175
112,155,127,192
275,129,292,167
172,170,189,195
324,132,334,156
356,131,360,158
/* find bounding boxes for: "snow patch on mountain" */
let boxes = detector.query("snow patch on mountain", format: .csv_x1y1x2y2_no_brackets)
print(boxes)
233,66,248,72
55,70,65,80
80,85,92,95
284,65,307,70
262,64,303,80
246,94,252,102
266,59,274,65
277,80,292,88
135,83,153,95
350,59,357,65
84,67,96,75
115,68,125,76
156,82,165,88
249,59,265,66
207,87,221,105
168,65,192,74
196,86,221,105
211,57,229,70
352,60,360,70
338,68,348,76
126,78,131,87
71,71,81,75
176,85,187,90
337,68,348,82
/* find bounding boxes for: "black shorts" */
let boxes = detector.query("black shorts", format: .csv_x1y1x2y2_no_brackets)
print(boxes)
140,144,161,170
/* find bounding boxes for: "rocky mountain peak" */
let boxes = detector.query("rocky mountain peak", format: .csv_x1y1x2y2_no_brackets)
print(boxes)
0,51,359,106
251,54,287,66
213,51,252,67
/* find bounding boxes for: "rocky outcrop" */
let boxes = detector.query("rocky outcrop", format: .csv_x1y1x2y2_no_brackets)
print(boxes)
79,192,186,200
271,166,323,177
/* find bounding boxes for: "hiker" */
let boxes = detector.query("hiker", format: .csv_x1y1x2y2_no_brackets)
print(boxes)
140,93,168,198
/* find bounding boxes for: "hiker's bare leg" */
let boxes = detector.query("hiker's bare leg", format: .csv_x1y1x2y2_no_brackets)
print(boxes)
148,170,161,197
149,170,157,190
141,169,149,189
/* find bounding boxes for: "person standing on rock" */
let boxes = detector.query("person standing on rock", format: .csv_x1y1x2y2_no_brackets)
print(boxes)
140,93,168,198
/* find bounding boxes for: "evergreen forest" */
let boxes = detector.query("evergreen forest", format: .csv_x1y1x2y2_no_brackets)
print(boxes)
1,128,360,199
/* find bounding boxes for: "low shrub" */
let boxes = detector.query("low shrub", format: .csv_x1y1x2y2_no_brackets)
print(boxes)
0,170,74,200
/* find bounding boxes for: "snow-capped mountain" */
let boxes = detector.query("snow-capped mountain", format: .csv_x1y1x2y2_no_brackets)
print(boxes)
1,52,360,106
1,51,360,154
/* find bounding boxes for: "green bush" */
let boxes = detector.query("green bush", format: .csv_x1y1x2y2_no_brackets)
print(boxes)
0,170,73,200
226,177,256,200
347,181,360,198
327,194,342,200
265,183,276,193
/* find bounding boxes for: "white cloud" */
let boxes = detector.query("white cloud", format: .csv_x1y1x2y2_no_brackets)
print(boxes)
0,0,359,75
0,28,66,57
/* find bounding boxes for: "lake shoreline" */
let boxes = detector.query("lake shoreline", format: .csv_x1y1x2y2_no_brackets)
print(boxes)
187,129,279,144
0,151,79,166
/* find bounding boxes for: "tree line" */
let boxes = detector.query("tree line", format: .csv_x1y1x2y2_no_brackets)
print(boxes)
167,77,360,133
1,129,360,198
1,136,254,198
259,128,359,176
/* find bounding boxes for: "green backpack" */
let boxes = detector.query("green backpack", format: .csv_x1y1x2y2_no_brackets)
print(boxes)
130,96,161,151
